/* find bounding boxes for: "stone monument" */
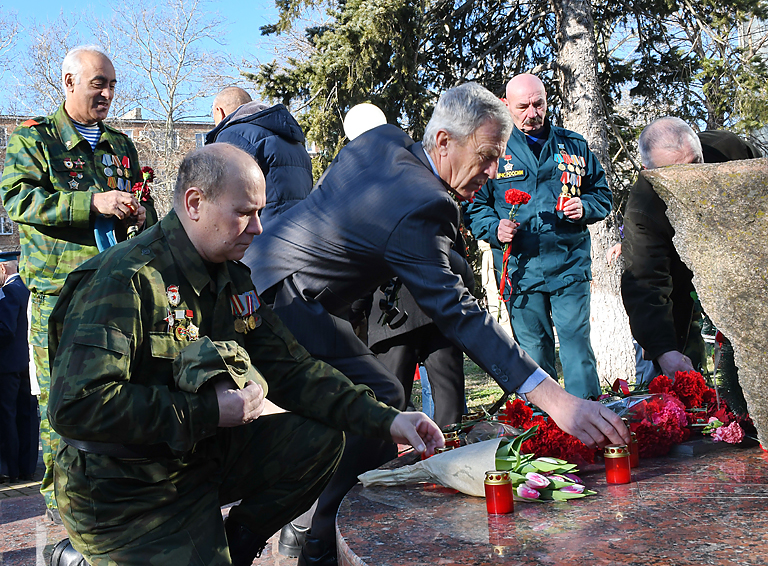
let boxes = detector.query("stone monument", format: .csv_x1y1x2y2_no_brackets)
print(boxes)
643,157,768,448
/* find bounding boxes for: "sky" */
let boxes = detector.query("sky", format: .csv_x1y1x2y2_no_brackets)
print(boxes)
3,0,300,120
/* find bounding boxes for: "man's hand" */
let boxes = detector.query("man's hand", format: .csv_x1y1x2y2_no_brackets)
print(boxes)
526,377,629,449
657,350,694,377
606,243,622,265
562,197,583,220
497,219,520,244
91,190,140,220
215,379,265,427
389,412,444,456
122,204,147,230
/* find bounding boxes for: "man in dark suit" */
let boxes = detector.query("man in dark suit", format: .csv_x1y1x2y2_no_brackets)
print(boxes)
0,251,38,483
243,82,629,566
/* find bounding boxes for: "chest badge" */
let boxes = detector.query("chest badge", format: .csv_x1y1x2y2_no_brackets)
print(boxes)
167,285,181,307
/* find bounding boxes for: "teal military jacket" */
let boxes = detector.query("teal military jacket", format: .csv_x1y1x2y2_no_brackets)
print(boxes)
48,210,398,453
0,103,156,298
464,122,612,294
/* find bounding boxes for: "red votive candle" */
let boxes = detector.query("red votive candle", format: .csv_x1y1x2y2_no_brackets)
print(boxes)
604,444,632,484
484,471,514,514
629,432,639,468
443,431,461,449
555,194,571,211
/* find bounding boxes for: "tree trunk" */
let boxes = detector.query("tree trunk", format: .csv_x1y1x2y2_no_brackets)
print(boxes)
552,0,635,385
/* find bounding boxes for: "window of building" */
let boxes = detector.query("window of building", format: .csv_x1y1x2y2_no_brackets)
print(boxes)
0,216,14,235
139,129,180,150
0,127,7,148
195,132,206,148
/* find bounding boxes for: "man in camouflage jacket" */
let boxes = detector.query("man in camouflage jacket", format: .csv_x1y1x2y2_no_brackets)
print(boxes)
47,143,441,566
0,46,154,516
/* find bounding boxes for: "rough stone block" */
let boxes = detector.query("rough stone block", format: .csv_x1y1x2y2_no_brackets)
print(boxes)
644,158,768,448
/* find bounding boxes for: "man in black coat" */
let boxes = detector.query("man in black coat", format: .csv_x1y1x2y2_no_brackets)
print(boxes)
207,87,314,227
244,82,629,566
621,117,761,377
0,251,38,483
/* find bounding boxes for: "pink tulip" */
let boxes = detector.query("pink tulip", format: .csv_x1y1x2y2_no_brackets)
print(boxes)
517,485,540,499
525,472,551,489
563,473,582,484
560,484,585,494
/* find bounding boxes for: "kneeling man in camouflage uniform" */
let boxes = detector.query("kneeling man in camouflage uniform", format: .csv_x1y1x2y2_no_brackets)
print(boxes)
47,144,442,566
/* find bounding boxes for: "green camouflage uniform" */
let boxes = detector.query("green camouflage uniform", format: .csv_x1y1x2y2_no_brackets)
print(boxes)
0,103,156,510
48,210,398,565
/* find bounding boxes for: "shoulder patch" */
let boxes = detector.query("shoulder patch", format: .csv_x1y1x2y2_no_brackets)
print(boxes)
22,119,40,127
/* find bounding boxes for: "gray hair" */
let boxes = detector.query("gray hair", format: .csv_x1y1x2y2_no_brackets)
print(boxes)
638,117,703,169
423,83,512,152
173,143,262,209
61,45,110,89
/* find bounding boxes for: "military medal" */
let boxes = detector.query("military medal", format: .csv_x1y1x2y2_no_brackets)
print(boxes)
230,290,261,334
64,158,73,169
104,166,113,176
69,179,79,190
167,285,181,307
175,325,187,340
74,158,85,169
122,156,130,168
187,322,199,341
164,310,175,331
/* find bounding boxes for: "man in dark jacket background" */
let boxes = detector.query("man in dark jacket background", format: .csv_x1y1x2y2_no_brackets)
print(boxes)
207,87,313,226
621,117,762,377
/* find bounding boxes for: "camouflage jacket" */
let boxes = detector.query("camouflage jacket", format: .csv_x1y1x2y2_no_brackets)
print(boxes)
48,210,398,453
0,103,157,297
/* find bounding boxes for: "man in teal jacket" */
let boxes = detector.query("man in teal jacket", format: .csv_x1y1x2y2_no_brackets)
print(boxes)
464,74,611,399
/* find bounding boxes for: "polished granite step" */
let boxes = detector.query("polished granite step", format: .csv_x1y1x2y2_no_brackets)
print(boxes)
337,443,768,566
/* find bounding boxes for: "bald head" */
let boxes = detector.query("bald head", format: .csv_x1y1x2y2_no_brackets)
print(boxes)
173,144,264,209
174,144,266,263
212,87,253,125
505,73,547,135
638,117,703,169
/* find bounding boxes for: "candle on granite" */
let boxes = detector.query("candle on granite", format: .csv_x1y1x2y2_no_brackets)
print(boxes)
444,431,461,449
484,470,514,514
604,445,632,484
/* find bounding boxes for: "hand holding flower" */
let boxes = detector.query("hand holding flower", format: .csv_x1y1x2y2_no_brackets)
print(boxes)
497,219,519,243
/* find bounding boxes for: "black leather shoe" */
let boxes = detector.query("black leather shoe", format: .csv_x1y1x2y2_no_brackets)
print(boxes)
297,534,337,566
278,522,310,557
50,538,87,566
46,508,63,526
224,517,266,566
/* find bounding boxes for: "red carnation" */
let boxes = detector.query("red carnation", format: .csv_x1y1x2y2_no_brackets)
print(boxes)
505,189,531,206
649,374,673,395
141,166,155,182
501,399,533,428
672,371,707,409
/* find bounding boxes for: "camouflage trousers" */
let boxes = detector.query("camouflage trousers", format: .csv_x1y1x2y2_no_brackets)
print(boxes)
55,413,344,566
31,292,60,510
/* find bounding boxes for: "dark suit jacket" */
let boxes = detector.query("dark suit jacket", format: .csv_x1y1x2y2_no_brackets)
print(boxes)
244,124,539,394
0,274,30,373
621,130,761,362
